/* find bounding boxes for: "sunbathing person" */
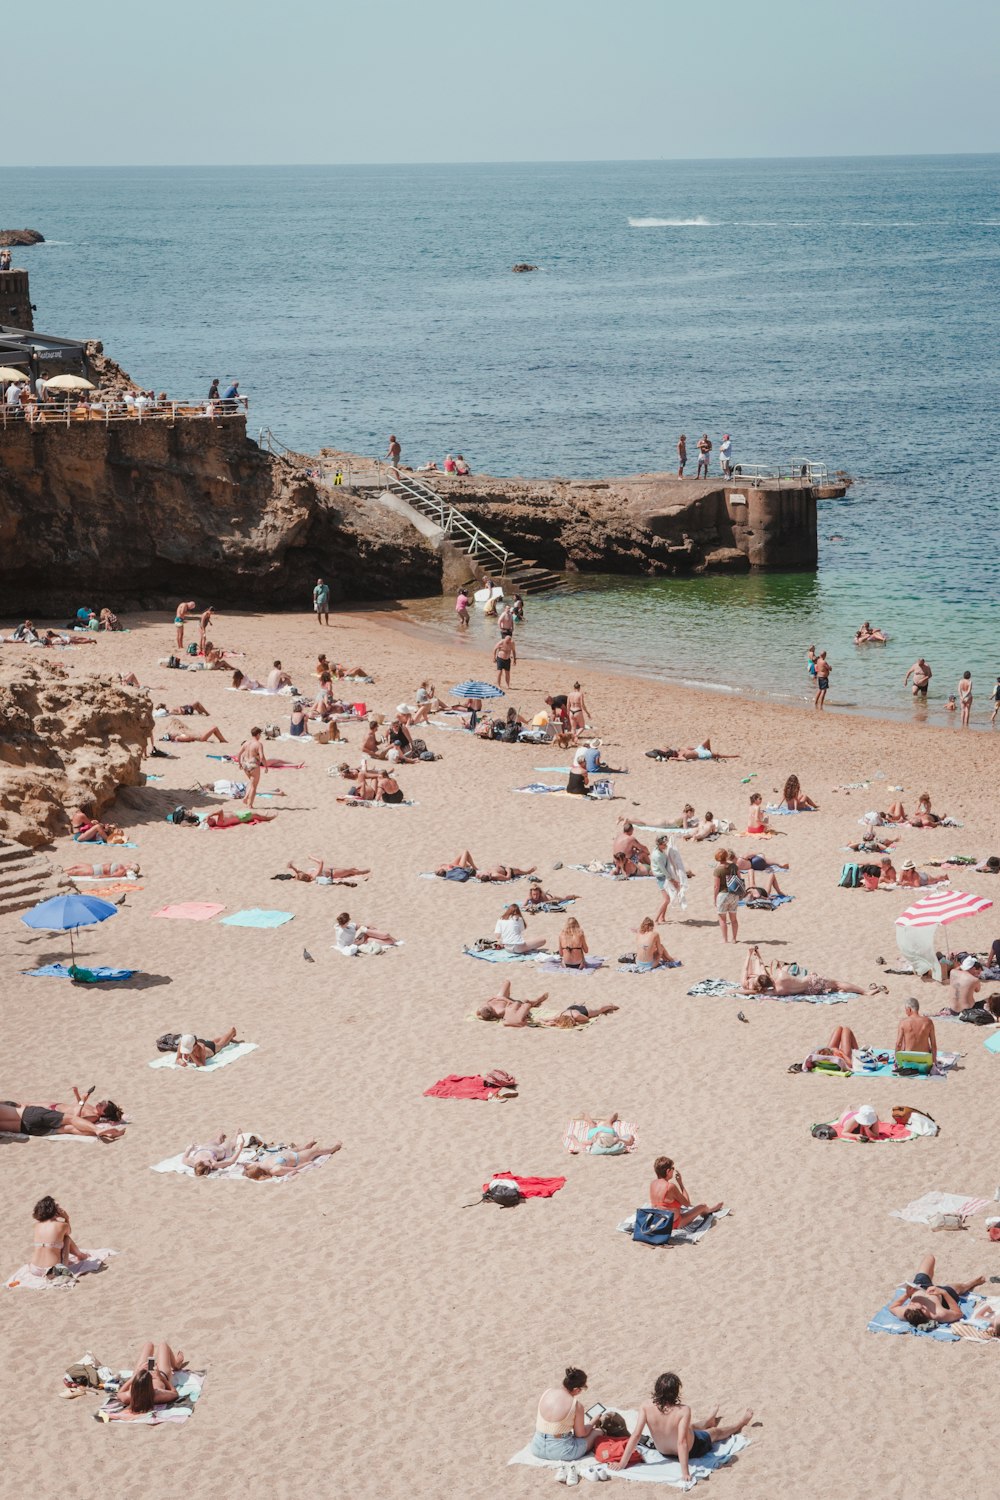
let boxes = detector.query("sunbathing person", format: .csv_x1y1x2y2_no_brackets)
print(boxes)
898,858,949,889
0,1093,125,1141
648,738,739,761
740,946,879,996
888,1254,986,1327
542,1001,620,1028
610,1372,752,1481
413,680,446,717
203,642,235,670
558,916,590,968
205,808,275,828
802,1025,862,1071
160,721,226,743
477,982,551,1026
682,811,720,842
577,1112,633,1154
333,913,398,954
115,1341,188,1416
780,774,818,810
29,1196,87,1279
153,701,209,716
909,793,942,828
613,821,651,876
524,882,578,911
896,997,938,1064
529,1367,602,1463
649,1157,724,1229
360,719,388,758
243,1141,342,1179
744,871,787,900
182,1131,246,1176
175,1029,238,1067
65,859,139,878
433,852,536,882
633,916,676,969
494,902,547,953
287,857,371,882
231,668,263,690
70,807,110,842
118,671,142,687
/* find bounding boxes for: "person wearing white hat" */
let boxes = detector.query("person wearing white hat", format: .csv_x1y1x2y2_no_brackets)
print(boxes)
175,1027,238,1068
949,956,983,1013
840,1104,881,1141
898,859,949,889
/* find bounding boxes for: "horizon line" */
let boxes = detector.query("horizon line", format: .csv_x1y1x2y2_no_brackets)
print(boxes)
2,150,1000,170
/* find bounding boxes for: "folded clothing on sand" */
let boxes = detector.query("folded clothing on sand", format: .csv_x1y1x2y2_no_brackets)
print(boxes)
6,1248,116,1290
424,1074,515,1101
564,1118,637,1154
484,1171,565,1198
509,1414,748,1484
96,1370,206,1423
868,1292,980,1341
570,862,653,880
148,1042,258,1072
851,1047,959,1078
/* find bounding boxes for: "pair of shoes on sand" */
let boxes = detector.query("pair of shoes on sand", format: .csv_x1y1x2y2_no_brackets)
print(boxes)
554,1462,610,1483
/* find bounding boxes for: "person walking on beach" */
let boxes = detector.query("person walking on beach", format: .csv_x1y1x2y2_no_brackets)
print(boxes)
676,434,687,477
904,657,932,698
991,676,1000,726
696,433,712,479
237,727,269,809
174,601,196,651
386,434,401,477
958,671,973,727
719,434,733,478
313,577,331,627
455,587,470,628
814,650,831,709
494,633,516,688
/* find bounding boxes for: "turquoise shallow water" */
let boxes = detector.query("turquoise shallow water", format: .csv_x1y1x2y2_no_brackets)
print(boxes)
2,155,997,717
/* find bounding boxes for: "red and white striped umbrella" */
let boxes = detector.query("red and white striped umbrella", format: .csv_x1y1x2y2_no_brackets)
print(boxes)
895,889,993,928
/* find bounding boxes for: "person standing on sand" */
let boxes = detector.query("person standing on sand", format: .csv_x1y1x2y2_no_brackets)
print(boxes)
719,434,733,478
814,650,831,709
386,434,401,476
903,656,932,698
174,601,196,651
313,578,331,627
676,434,687,477
455,587,470,628
198,607,214,656
958,671,973,727
494,633,516,688
237,727,269,809
696,433,712,479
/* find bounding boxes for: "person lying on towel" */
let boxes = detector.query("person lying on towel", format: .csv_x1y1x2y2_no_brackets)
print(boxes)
888,1254,986,1327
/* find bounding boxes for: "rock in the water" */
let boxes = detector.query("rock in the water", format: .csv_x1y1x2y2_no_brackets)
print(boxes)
511,263,538,273
0,228,45,247
0,661,151,847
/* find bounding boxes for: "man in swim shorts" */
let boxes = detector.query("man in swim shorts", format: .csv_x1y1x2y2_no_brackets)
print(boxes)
888,1254,985,1326
313,578,330,626
903,657,932,696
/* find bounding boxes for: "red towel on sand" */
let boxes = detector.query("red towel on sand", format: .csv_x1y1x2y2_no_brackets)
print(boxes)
484,1171,566,1198
424,1075,496,1101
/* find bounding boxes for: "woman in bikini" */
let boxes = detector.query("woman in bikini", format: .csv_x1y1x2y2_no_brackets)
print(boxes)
567,682,591,732
181,1132,246,1176
558,916,589,969
174,1029,238,1067
237,727,269,809
28,1196,88,1278
231,668,263,691
634,916,675,969
160,721,227,743
65,859,139,878
477,982,551,1025
781,774,818,811
747,792,769,835
543,1001,620,1028
243,1141,342,1179
578,1112,632,1154
649,1156,724,1229
115,1341,188,1417
909,792,942,828
287,857,371,882
70,806,109,843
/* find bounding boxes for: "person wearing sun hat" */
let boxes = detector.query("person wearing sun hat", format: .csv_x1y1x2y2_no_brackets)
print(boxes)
949,955,983,1013
840,1104,881,1140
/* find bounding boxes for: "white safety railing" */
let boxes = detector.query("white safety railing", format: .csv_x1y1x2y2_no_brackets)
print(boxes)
724,460,829,486
0,396,248,430
386,473,511,574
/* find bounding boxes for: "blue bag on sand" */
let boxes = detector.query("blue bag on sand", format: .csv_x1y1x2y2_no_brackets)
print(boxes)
632,1208,674,1246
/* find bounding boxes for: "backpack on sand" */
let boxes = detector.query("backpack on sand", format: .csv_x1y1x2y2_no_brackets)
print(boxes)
463,1180,524,1208
156,1033,182,1053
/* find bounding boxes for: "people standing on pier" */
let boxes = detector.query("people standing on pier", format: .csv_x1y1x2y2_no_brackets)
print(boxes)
903,656,932,698
676,434,687,477
696,433,712,479
958,671,973,728
386,434,402,476
719,434,733,478
207,378,220,402
313,578,331,627
814,650,831,709
174,601,196,651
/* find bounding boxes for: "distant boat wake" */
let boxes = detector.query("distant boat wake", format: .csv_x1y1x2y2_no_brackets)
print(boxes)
628,216,716,227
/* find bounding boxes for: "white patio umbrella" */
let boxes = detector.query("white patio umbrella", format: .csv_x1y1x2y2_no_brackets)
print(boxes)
0,366,29,382
894,888,993,979
43,373,95,391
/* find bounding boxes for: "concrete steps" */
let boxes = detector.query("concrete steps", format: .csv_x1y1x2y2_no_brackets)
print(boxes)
0,841,70,917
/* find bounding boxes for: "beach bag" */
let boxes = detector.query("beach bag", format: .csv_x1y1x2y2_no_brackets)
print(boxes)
595,1438,642,1468
632,1207,674,1246
811,1123,837,1140
929,1212,968,1232
861,872,880,891
166,655,181,669
166,806,187,825
410,737,428,754
186,642,198,656
726,872,746,897
482,1069,517,1091
959,1006,994,1025
590,779,614,799
156,1033,182,1053
839,863,861,887
891,1106,913,1124
481,1181,523,1208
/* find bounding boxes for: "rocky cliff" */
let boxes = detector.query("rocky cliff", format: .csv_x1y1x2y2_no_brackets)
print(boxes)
0,416,440,615
0,660,151,848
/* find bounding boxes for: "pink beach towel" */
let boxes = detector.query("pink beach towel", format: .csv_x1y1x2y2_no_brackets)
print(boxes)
154,903,225,922
832,1110,914,1142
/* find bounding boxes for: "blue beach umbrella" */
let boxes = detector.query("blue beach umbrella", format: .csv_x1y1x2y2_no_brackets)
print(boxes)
21,892,118,966
451,680,505,699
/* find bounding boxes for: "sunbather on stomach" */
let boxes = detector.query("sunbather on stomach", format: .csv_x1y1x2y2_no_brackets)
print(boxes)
65,860,139,878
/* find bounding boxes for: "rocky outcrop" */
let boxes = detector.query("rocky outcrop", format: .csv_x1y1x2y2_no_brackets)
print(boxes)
0,416,442,614
0,661,151,847
511,264,538,273
0,228,44,247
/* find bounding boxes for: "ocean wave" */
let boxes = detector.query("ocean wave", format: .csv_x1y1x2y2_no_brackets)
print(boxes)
628,216,717,227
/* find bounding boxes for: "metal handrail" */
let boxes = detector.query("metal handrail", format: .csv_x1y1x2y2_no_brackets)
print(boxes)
388,474,510,573
0,396,248,431
725,460,829,486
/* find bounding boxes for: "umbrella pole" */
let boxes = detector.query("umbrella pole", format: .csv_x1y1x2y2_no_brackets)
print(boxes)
69,928,76,971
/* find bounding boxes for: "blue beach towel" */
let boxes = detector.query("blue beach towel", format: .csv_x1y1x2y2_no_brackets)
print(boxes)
867,1289,980,1341
462,946,548,964
686,977,852,1005
764,805,815,815
984,1032,1000,1054
618,959,683,973
22,964,135,981
220,909,294,929
739,893,794,908
515,783,564,794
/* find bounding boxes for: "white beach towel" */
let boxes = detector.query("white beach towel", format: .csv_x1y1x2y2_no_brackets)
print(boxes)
150,1139,334,1182
616,1207,731,1245
509,1415,748,1486
890,1191,992,1225
148,1042,258,1071
6,1249,117,1290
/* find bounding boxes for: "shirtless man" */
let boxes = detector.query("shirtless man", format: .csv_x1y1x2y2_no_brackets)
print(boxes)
648,1156,723,1230
611,1372,752,1480
888,1254,986,1328
649,740,739,762
174,600,196,650
267,660,292,693
814,650,831,709
676,434,687,477
0,1089,126,1141
904,657,932,697
895,997,937,1066
949,956,983,1011
683,811,719,842
198,607,214,655
497,602,515,638
287,857,371,882
65,859,140,879
175,1028,238,1067
696,433,712,479
476,982,550,1026
613,821,651,877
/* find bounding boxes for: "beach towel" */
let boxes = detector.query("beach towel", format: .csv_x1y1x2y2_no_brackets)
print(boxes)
515,783,565,794
154,902,225,922
151,1141,333,1180
868,1291,980,1341
739,893,794,909
984,1032,1000,1054
824,1109,931,1142
851,1048,959,1079
890,1191,992,1225
6,1249,116,1290
616,1207,730,1246
617,959,683,973
536,956,606,975
686,977,851,1006
424,1074,513,1101
22,964,135,981
220,909,293,928
570,862,653,880
341,797,417,808
564,1118,637,1154
69,873,139,882
71,882,144,901
148,1042,258,1072
509,1413,748,1485
484,1171,565,1198
765,805,814,815
96,1370,206,1424
462,946,549,964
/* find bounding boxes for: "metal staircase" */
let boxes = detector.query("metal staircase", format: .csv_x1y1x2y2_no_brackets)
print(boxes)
384,475,566,596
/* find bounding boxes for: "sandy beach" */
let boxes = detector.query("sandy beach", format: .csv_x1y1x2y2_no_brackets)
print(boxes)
3,601,1000,1500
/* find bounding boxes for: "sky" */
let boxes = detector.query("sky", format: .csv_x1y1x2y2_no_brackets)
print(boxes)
8,0,999,165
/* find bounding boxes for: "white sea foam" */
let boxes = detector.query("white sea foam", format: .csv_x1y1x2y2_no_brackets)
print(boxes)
628,216,717,227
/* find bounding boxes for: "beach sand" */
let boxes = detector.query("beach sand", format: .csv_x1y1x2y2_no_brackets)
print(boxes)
2,604,999,1500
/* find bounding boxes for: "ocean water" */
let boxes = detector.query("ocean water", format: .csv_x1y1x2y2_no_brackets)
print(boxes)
3,157,998,719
